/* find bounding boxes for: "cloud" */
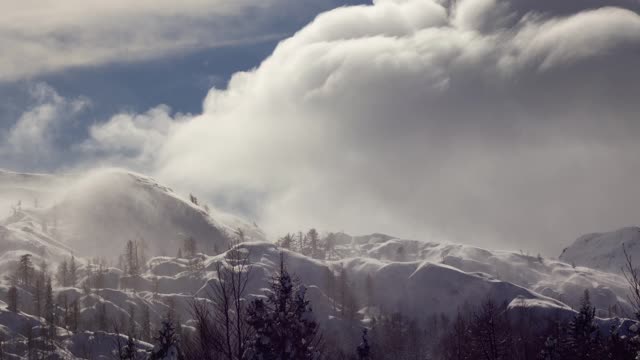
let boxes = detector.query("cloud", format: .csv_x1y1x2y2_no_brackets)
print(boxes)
0,83,89,170
79,105,185,171
142,0,640,254
7,0,640,254
0,0,340,82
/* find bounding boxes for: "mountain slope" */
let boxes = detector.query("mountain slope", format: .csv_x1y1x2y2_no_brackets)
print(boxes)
560,227,640,274
0,168,265,259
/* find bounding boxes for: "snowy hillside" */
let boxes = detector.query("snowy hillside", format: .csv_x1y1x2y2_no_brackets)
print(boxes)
0,168,265,259
560,227,640,274
0,169,638,358
355,235,632,315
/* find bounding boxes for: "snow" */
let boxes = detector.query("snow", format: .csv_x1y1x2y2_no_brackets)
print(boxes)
560,226,640,274
0,167,265,260
0,168,639,358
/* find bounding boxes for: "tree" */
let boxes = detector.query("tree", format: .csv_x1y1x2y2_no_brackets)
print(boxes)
279,233,294,250
125,240,140,277
44,277,56,342
564,290,602,359
128,304,137,339
18,254,34,287
56,260,69,287
324,233,336,260
7,285,17,312
470,299,510,360
95,262,107,290
440,311,473,360
69,256,78,287
365,274,374,307
149,318,183,360
114,325,138,360
141,304,152,343
246,253,323,360
97,301,108,331
188,300,215,360
70,300,80,332
183,236,197,258
307,229,321,259
339,266,358,321
356,329,371,360
206,239,253,360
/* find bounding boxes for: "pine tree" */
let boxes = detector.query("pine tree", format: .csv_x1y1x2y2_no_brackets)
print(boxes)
126,240,140,277
124,334,137,360
56,260,69,287
281,233,293,250
44,277,56,341
69,256,78,287
149,318,182,360
33,274,43,318
540,335,561,360
246,253,323,360
307,228,320,259
70,300,80,332
18,254,33,287
339,266,358,321
7,285,18,312
97,301,108,331
141,304,151,342
564,290,601,359
365,274,374,307
356,329,371,360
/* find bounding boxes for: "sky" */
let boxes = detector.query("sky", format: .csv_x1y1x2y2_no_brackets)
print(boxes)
2,0,640,255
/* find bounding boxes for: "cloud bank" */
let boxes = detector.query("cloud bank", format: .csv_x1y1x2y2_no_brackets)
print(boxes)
8,0,640,254
0,0,350,81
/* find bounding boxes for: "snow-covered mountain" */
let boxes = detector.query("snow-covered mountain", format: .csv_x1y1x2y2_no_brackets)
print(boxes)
0,168,637,358
560,227,640,274
0,168,265,260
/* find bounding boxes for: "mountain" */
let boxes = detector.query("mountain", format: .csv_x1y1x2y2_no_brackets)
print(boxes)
0,168,637,358
0,168,265,260
560,227,640,274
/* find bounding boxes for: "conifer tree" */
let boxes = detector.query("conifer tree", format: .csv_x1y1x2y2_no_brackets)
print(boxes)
246,254,322,360
69,256,78,287
18,254,33,287
44,277,56,341
56,260,69,287
141,304,152,342
7,285,17,312
564,290,601,359
149,318,182,360
357,328,371,360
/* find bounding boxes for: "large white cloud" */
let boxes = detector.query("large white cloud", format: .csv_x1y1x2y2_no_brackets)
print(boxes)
149,0,640,253
17,0,640,254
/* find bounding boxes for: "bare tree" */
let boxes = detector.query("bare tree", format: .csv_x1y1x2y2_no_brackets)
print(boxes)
207,231,253,360
622,243,640,320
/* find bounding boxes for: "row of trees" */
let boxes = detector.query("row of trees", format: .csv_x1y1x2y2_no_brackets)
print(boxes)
278,229,336,260
7,241,640,359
